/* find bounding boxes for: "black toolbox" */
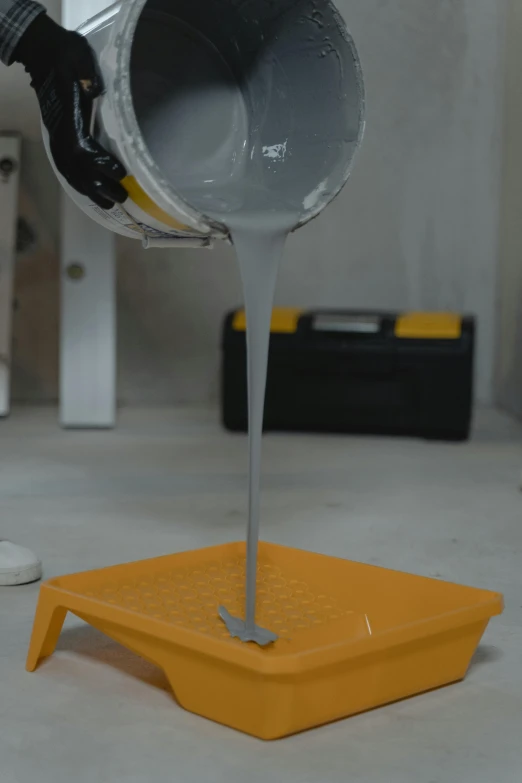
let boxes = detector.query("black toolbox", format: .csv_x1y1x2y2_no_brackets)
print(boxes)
222,309,475,441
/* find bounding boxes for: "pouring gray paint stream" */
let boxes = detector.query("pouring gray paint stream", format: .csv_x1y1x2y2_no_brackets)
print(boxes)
47,0,365,645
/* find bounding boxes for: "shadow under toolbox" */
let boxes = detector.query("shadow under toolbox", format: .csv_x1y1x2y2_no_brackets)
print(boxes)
222,309,475,441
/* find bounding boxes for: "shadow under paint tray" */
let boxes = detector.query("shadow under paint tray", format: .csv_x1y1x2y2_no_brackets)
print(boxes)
26,541,503,739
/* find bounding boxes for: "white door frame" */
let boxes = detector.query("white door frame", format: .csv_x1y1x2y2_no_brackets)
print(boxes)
60,0,117,428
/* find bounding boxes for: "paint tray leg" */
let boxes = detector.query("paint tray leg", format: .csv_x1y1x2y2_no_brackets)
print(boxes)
26,589,67,672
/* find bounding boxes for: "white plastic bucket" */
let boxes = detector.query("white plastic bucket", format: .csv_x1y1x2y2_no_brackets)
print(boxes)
44,0,365,248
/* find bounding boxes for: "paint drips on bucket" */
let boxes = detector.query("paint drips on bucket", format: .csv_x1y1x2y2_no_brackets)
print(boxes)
262,141,288,161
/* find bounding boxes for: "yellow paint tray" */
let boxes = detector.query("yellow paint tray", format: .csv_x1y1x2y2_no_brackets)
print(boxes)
27,541,503,740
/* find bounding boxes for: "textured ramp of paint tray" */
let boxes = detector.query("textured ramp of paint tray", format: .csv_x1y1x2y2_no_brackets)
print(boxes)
26,541,503,739
77,555,353,640
29,542,364,650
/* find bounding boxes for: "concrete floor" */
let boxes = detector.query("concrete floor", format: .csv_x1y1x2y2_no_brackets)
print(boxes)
1,407,521,783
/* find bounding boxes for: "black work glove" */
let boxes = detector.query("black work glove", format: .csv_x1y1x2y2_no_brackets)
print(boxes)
13,13,128,210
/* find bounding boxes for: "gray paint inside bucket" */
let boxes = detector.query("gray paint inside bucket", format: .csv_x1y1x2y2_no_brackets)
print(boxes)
130,0,364,224
129,0,364,645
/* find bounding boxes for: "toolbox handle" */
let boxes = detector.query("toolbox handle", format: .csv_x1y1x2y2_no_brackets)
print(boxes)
310,313,384,335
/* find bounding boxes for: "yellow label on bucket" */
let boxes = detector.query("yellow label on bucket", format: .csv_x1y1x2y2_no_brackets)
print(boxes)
395,312,462,339
121,176,191,232
233,308,302,333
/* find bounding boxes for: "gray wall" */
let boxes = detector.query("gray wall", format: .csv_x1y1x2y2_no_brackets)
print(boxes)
498,0,522,418
0,0,61,402
2,0,507,406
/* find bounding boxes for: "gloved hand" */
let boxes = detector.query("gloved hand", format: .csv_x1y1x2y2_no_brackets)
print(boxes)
13,13,128,210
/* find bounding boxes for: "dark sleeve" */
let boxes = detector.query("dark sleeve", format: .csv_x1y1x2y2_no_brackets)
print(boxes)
0,0,45,66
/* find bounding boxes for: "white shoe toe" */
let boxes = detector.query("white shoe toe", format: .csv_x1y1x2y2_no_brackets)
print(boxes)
0,541,42,586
